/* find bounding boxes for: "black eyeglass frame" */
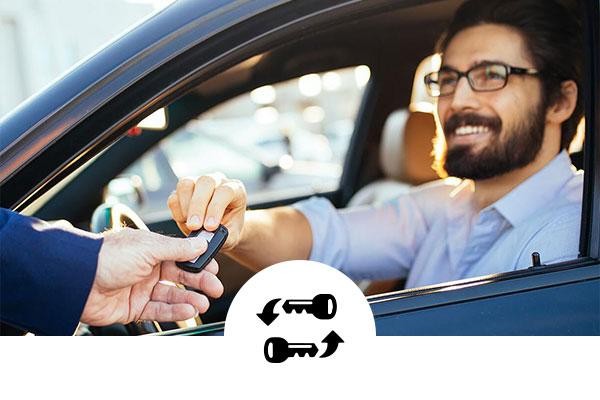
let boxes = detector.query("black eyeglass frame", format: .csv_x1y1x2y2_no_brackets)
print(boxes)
424,62,541,97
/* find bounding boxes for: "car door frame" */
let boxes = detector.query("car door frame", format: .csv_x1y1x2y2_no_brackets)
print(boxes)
0,0,410,212
364,0,600,335
0,0,597,335
167,0,600,336
0,0,438,329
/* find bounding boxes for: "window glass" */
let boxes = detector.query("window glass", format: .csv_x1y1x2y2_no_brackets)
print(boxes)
110,65,370,220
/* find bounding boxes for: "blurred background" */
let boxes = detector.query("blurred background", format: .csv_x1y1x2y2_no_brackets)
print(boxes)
1,0,370,221
0,0,173,119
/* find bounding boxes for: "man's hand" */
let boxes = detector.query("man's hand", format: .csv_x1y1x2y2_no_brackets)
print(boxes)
167,173,247,251
167,173,312,271
80,228,224,326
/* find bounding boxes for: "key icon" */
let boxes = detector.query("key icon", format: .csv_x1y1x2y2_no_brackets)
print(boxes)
281,293,337,320
263,337,319,363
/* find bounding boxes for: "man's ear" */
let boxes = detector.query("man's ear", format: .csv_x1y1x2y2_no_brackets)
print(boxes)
546,80,578,124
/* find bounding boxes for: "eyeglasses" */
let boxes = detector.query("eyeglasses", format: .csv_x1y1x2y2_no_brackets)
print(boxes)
424,62,540,97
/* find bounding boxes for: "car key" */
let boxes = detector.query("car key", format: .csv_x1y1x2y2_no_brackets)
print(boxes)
263,337,319,363
176,225,228,273
281,293,337,319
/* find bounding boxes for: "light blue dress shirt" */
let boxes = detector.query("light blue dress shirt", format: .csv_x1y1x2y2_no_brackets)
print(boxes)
293,150,583,288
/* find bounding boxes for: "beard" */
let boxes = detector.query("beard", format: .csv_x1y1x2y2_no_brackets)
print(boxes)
442,102,546,180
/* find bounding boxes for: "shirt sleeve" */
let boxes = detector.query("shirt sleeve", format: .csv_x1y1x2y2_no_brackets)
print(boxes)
0,208,103,335
515,205,582,268
292,194,429,280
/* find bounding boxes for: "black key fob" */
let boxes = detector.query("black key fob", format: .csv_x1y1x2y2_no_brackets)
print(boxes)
176,225,228,273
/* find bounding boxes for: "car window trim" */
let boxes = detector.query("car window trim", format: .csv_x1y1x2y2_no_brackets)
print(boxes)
1,0,422,212
579,0,600,260
156,256,600,336
1,0,597,319
369,0,600,308
159,0,600,335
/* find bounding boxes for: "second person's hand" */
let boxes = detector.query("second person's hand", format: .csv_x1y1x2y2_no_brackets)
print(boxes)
167,173,247,251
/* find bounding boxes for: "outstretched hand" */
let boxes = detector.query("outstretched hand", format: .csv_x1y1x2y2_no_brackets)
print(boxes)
168,173,247,251
80,228,224,326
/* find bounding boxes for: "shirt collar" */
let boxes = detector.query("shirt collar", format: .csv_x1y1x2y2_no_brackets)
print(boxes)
492,150,576,227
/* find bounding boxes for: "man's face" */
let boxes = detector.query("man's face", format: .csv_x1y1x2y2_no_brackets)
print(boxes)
436,24,547,180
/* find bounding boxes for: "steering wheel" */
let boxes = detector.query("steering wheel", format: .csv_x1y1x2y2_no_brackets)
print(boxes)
89,202,202,335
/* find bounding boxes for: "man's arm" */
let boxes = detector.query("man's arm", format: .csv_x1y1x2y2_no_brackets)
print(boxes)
225,207,312,272
167,172,436,279
80,228,223,326
168,175,313,272
0,208,224,335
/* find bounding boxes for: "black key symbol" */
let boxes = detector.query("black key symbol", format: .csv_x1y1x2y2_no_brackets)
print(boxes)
281,294,337,320
263,337,319,363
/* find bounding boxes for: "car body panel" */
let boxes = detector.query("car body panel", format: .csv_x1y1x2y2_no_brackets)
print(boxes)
0,0,598,335
162,261,600,336
580,0,600,260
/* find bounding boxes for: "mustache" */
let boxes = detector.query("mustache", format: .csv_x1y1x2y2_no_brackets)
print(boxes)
444,113,502,136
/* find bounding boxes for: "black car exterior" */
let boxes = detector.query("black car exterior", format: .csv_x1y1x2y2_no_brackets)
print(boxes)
1,0,598,335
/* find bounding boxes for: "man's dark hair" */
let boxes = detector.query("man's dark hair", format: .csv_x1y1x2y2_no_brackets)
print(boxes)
436,0,583,150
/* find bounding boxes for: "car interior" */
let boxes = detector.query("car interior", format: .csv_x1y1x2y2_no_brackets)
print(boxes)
18,0,588,334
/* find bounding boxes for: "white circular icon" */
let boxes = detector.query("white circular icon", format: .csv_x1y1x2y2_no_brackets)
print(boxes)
225,260,375,365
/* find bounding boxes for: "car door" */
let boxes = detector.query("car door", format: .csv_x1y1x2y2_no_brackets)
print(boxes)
1,0,597,335
106,63,375,321
1,0,428,326
163,0,600,335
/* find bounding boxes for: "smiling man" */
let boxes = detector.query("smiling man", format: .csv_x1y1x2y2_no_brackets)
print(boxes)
167,0,584,288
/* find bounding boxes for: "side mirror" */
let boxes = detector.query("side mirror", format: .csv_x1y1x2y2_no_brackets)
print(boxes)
104,175,147,208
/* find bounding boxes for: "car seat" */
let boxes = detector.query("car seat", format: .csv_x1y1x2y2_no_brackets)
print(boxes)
348,54,440,207
350,56,586,296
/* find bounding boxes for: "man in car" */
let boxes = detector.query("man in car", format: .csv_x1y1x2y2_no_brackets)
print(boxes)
167,0,584,288
0,208,223,335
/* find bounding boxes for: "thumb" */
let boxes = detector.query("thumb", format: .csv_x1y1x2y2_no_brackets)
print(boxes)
145,232,208,263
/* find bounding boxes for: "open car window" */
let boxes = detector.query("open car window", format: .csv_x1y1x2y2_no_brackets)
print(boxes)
2,0,596,337
110,66,370,221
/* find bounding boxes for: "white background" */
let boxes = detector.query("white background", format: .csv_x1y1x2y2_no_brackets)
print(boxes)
225,261,375,365
1,337,598,399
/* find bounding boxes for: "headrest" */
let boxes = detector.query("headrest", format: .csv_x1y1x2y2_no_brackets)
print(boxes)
379,109,409,180
379,55,441,184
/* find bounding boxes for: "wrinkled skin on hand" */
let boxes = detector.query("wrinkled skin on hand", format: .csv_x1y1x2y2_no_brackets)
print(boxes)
80,228,224,326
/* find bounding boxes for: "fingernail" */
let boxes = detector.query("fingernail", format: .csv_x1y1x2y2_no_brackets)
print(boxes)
187,215,200,227
206,217,217,227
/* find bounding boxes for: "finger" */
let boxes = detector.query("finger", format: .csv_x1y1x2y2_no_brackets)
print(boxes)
161,263,224,298
151,282,210,314
168,192,185,223
143,231,208,263
176,221,191,237
168,193,190,236
176,178,195,222
203,258,219,275
186,175,221,231
203,183,237,231
139,301,201,322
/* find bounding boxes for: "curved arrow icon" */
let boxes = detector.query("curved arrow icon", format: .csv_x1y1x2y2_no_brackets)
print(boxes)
257,298,281,326
320,330,344,358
